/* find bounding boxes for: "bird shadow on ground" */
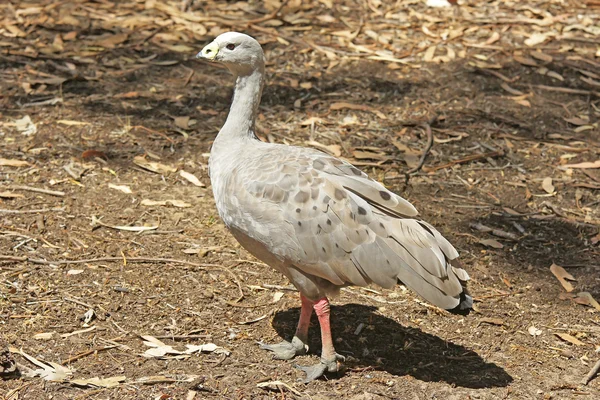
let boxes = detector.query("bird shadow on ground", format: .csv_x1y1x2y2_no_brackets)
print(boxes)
270,303,513,389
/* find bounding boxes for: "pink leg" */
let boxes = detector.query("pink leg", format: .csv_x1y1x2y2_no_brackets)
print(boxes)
259,293,312,359
295,294,314,343
296,296,344,382
313,297,336,361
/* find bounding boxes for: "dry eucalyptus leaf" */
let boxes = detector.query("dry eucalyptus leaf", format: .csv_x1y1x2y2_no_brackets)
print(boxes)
352,150,389,161
133,156,177,174
306,140,342,157
108,183,133,194
479,239,504,249
554,332,585,346
528,326,542,336
13,348,73,381
562,160,600,169
330,102,386,119
0,158,30,167
67,269,84,275
57,120,90,126
12,115,37,136
71,376,127,388
179,170,205,187
577,292,600,311
33,332,55,340
272,292,284,303
550,264,576,292
299,117,324,126
184,343,230,355
541,177,555,194
479,318,504,326
91,215,159,232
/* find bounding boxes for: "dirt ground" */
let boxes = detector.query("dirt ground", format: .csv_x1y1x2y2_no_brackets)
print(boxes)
1,0,600,399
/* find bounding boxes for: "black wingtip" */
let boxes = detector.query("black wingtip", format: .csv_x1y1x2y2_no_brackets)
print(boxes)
447,291,473,316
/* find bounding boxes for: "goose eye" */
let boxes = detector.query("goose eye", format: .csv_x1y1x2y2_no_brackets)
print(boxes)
226,43,235,50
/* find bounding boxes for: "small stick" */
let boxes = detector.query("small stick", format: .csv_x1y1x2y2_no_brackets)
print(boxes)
150,334,210,340
10,185,65,197
582,359,600,385
62,345,118,365
405,122,434,178
427,150,504,172
0,207,65,214
262,284,297,291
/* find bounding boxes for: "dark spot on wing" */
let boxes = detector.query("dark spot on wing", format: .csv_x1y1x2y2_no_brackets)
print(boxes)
334,188,346,200
326,219,332,225
379,190,391,201
350,167,362,176
357,206,367,215
313,159,326,170
296,208,301,213
294,191,310,203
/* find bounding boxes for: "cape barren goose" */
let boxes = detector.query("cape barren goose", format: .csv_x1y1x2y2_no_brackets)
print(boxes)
197,32,472,382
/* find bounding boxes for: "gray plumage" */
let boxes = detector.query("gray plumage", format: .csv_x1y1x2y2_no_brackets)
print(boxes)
199,32,471,312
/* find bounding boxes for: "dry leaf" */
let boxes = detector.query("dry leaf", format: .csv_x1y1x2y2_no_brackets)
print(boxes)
530,50,553,63
33,332,55,340
91,215,159,232
140,199,192,208
550,264,576,292
562,160,600,169
81,150,108,160
96,33,128,48
423,45,437,62
528,326,542,336
554,332,585,346
272,292,284,303
352,150,388,161
108,183,132,194
66,269,84,275
479,239,504,249
71,376,127,388
330,102,386,119
306,140,342,157
179,170,205,187
563,117,589,126
57,120,89,126
577,292,600,311
12,348,73,381
0,191,24,198
541,177,555,194
0,158,30,167
299,117,323,126
184,343,229,355
513,55,538,67
479,317,504,326
12,115,37,136
174,116,194,129
133,156,177,174
524,32,551,47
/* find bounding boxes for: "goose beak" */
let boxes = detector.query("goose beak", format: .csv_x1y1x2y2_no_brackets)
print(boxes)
197,41,219,61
